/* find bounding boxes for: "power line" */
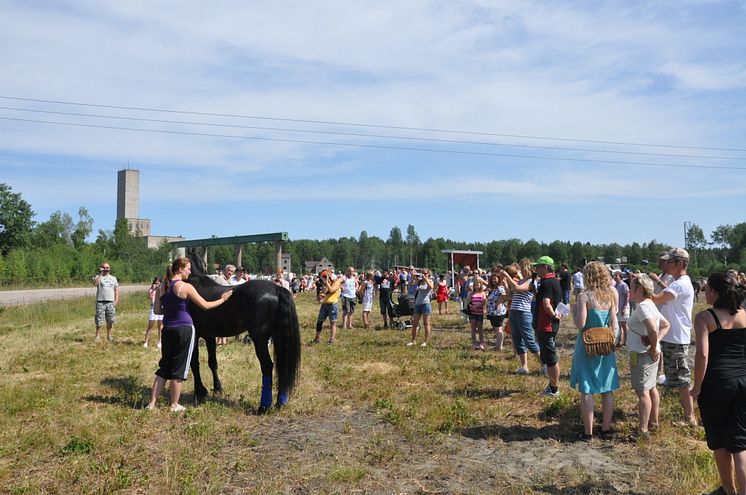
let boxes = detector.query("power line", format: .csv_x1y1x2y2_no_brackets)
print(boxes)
0,105,740,161
3,115,745,171
1,94,744,153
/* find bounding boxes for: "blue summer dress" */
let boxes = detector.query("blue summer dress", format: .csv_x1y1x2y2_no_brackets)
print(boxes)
569,307,620,394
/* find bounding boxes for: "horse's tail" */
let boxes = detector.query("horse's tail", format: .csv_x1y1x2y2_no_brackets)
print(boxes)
273,286,301,395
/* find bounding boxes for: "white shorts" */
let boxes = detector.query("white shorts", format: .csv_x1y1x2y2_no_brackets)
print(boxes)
149,309,164,321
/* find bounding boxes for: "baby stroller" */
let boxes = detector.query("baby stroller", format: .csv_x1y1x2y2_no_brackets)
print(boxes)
390,292,415,330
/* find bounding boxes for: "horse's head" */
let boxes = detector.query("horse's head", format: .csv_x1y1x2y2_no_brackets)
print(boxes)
189,252,208,276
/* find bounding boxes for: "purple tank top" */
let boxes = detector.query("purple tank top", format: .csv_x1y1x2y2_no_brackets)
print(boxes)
162,281,193,327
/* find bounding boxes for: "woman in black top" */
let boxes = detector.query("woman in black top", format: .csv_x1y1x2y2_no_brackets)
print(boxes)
691,273,746,495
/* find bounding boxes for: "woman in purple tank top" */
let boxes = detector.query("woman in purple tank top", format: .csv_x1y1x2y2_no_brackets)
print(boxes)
146,257,233,412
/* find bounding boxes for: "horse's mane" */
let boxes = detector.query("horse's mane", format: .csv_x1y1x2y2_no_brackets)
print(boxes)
188,254,226,291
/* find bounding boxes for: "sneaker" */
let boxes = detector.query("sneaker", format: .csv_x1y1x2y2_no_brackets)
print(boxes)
656,375,667,385
515,367,529,375
107,336,114,342
94,336,101,343
143,342,149,348
170,404,186,413
406,342,416,347
420,342,428,347
156,342,162,349
577,431,593,442
600,428,615,440
542,384,560,398
478,344,485,351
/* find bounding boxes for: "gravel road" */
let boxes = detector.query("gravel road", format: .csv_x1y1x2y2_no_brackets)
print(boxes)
0,285,149,307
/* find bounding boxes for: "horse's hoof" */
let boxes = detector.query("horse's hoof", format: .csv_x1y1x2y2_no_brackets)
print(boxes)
256,406,270,415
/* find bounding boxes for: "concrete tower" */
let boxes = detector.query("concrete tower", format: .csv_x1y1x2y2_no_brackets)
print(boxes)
117,169,139,220
116,169,150,236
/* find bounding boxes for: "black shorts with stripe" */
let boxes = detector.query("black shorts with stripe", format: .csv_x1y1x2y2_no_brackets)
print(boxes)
156,325,195,381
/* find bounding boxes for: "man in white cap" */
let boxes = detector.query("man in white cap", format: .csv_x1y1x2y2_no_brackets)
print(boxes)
650,248,696,425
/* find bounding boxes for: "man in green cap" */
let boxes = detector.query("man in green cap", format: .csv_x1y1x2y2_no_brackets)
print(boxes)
532,255,563,398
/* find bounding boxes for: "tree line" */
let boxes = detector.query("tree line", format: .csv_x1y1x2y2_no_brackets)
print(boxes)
1,183,744,286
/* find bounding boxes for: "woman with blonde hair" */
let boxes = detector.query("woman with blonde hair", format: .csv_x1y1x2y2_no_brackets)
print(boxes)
570,261,620,441
627,274,670,438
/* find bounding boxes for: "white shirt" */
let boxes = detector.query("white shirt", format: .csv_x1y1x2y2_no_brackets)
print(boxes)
229,276,246,285
341,277,357,298
626,299,663,353
659,275,694,344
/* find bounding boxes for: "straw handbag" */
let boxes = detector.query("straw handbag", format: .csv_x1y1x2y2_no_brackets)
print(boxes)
582,310,614,357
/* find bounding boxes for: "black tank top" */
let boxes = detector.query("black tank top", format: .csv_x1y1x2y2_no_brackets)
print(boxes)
703,309,746,384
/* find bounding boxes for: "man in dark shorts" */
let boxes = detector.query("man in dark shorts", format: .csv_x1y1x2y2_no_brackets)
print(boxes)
533,256,563,398
378,270,395,329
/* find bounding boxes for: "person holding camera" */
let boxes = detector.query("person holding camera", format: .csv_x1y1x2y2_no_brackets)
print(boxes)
93,261,119,342
407,269,434,347
314,271,344,344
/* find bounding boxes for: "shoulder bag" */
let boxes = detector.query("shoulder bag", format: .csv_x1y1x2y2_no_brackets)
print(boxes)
582,306,614,357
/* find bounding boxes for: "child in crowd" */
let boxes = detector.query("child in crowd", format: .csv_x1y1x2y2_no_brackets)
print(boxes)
467,280,487,350
436,275,449,314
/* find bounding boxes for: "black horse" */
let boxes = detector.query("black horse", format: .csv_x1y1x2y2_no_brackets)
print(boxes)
186,257,301,414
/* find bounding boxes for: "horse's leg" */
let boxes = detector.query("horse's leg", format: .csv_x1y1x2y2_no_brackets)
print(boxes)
205,335,222,395
253,334,274,414
191,336,209,402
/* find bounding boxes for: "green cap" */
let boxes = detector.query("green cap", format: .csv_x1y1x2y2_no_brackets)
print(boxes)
532,256,555,267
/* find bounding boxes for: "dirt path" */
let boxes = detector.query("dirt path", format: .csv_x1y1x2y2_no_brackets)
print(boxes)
220,408,656,494
0,285,149,306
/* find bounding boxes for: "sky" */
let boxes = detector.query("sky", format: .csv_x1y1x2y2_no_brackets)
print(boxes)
1,1,745,249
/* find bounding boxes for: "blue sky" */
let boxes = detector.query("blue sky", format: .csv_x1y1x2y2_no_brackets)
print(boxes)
1,1,745,247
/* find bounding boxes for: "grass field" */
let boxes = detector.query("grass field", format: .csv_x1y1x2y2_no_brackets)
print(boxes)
0,291,717,494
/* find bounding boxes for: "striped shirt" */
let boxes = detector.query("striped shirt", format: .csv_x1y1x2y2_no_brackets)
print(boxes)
509,279,534,313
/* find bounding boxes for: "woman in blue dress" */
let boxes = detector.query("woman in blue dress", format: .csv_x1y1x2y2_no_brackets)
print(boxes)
570,261,620,441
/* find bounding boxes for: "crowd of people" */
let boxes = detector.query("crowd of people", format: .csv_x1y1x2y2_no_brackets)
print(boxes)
93,251,746,495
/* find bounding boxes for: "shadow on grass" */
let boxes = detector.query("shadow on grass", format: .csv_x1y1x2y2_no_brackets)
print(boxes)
447,387,519,400
85,375,259,413
534,480,648,495
84,375,151,408
461,422,570,442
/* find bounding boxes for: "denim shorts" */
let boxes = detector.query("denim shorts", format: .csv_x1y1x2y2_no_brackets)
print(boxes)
414,303,432,316
317,303,338,323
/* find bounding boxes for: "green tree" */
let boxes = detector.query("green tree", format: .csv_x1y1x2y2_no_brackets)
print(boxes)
387,226,404,267
33,210,74,247
71,207,94,250
0,183,35,255
406,224,420,266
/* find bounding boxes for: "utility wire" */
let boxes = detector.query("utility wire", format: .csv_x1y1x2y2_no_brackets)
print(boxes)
1,94,744,153
3,116,745,171
0,105,739,161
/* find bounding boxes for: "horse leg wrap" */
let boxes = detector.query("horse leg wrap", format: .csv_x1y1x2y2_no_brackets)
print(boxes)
278,390,289,406
260,376,273,409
